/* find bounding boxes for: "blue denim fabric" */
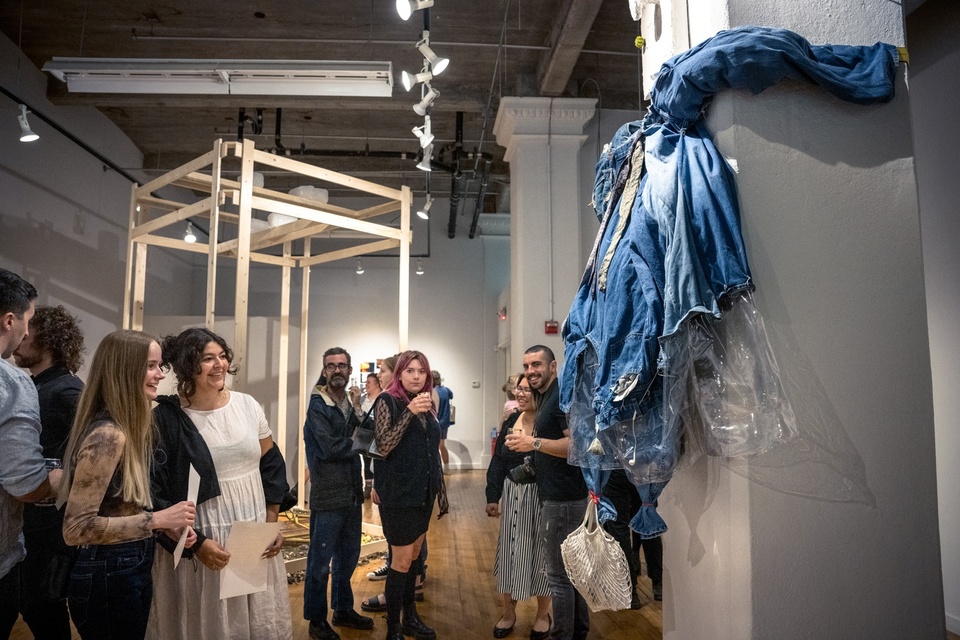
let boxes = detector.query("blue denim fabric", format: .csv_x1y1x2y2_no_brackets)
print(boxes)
540,499,590,640
67,537,155,640
561,27,900,439
304,504,363,621
649,25,900,130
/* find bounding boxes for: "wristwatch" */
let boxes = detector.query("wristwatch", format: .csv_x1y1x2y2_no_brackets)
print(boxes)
533,438,542,451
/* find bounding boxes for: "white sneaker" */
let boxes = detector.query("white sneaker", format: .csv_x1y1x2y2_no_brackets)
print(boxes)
366,563,389,581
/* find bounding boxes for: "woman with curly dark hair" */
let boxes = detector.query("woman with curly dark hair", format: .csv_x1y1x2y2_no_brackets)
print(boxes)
147,327,290,640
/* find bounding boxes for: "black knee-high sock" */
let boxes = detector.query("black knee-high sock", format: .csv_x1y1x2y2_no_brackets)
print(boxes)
403,557,422,615
385,568,407,626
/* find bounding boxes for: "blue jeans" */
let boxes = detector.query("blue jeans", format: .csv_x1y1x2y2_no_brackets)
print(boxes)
540,498,590,640
304,504,362,621
67,537,155,640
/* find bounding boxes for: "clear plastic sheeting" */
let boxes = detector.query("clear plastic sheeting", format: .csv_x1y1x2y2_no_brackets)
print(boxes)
671,290,798,458
569,291,799,490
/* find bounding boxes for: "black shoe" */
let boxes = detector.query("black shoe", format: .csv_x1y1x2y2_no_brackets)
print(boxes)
367,563,390,581
653,581,663,601
361,594,387,612
493,617,514,638
630,588,642,610
529,614,551,640
402,613,437,640
333,609,375,630
308,620,341,640
387,623,406,640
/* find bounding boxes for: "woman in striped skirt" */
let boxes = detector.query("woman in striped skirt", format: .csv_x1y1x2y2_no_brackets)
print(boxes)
484,373,551,640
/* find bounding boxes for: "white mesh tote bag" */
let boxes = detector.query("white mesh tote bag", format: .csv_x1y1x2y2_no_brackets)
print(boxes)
560,496,632,612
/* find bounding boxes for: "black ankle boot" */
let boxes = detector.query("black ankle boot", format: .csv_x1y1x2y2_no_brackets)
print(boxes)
402,611,436,640
386,622,405,640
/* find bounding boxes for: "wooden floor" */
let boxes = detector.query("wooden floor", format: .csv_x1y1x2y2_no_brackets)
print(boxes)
11,469,662,640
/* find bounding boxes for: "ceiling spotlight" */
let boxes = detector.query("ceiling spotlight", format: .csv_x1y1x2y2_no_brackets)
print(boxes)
17,105,39,142
416,144,433,171
417,40,449,75
397,0,434,20
401,69,433,92
356,258,365,275
417,196,433,220
413,86,439,116
184,222,197,243
412,116,434,148
416,260,425,275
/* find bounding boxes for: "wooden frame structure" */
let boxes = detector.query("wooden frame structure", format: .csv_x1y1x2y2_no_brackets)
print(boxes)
122,139,412,506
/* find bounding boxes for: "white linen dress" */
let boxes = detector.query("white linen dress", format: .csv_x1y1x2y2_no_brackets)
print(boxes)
147,392,292,640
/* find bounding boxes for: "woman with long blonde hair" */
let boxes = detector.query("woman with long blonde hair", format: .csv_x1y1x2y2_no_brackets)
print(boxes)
59,330,195,640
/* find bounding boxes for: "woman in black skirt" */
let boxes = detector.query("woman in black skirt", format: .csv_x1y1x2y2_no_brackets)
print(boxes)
371,350,448,640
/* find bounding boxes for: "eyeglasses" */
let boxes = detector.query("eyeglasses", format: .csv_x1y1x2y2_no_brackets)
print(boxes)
324,363,349,372
514,386,532,394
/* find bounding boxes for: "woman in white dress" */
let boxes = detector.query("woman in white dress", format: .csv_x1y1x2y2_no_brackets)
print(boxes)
147,328,291,640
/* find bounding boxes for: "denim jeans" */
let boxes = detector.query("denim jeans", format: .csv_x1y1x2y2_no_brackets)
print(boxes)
540,498,590,640
304,504,362,621
68,537,155,640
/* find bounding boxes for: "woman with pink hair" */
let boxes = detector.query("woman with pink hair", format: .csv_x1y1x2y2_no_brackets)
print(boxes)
370,350,448,640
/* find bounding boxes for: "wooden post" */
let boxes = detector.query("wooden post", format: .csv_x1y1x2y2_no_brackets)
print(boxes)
205,139,223,327
233,139,255,389
297,238,312,510
399,185,411,350
277,241,292,460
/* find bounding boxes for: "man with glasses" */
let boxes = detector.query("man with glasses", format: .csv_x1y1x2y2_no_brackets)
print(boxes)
303,347,374,640
507,344,589,640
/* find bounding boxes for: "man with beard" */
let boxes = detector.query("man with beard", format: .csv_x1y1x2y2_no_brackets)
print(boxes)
11,305,84,639
303,347,374,640
0,269,61,637
506,345,589,640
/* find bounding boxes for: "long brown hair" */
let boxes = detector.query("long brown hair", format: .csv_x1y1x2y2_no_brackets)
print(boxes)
59,330,156,508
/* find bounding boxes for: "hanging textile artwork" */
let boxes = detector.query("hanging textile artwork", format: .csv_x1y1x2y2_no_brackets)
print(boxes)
561,26,902,537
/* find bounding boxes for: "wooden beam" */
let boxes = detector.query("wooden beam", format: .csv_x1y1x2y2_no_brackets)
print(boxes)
399,185,411,351
122,182,138,330
297,238,312,511
206,140,223,328
233,139,255,388
251,149,404,200
130,197,214,238
277,241,292,457
537,0,605,96
297,238,401,267
134,148,218,198
248,196,404,241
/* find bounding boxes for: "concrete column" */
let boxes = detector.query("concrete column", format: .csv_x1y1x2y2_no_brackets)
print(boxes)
656,1,944,638
493,97,596,366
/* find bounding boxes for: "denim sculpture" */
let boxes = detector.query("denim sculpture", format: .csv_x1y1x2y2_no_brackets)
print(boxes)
561,26,901,533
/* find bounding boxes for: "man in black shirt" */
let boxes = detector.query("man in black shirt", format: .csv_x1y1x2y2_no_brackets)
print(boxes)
12,304,85,639
507,345,589,640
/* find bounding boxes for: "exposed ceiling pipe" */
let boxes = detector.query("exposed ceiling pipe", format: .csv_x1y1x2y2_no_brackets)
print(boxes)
468,155,492,239
447,112,465,239
274,107,285,154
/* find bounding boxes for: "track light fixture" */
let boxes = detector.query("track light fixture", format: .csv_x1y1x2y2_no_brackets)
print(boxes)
416,260,425,275
184,222,197,243
416,144,433,172
417,196,433,220
17,105,39,142
401,69,433,92
396,0,434,20
417,39,449,75
356,258,365,275
412,116,434,149
413,85,439,116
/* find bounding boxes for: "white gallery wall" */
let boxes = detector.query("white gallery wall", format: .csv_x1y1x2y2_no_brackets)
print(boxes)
907,0,960,632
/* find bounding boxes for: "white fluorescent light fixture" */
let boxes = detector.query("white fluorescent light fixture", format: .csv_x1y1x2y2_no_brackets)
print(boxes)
412,116,434,148
397,0,434,20
184,222,197,243
417,144,433,171
417,196,433,220
413,86,439,116
17,105,39,142
417,40,449,75
42,58,394,97
401,69,433,91
416,260,425,275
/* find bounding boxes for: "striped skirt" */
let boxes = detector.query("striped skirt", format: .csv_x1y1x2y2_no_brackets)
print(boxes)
494,477,550,600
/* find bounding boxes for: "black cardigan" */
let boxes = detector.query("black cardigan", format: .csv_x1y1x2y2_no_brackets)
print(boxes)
485,410,525,504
